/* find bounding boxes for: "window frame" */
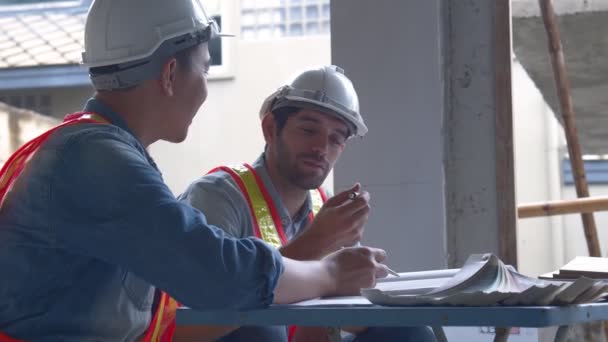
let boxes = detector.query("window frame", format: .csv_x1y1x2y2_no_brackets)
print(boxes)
203,0,236,80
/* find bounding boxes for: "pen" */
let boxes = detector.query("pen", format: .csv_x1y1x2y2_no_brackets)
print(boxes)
386,267,400,277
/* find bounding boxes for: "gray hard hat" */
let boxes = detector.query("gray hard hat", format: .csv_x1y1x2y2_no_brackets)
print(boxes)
259,65,367,137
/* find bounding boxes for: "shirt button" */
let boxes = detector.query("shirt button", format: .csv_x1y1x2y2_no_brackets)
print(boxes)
281,218,289,225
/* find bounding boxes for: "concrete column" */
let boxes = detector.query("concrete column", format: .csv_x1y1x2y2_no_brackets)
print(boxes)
331,0,515,270
331,0,447,271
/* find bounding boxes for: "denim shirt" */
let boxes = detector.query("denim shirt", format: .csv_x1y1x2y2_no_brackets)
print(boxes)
0,99,283,341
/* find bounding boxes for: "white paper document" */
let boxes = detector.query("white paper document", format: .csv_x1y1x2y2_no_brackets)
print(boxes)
360,254,608,307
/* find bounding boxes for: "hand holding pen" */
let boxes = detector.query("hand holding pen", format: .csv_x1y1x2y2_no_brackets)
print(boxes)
347,187,400,277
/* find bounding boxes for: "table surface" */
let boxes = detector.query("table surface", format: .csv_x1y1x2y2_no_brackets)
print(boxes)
177,302,608,328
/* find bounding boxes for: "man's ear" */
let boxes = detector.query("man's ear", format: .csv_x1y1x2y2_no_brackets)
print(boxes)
261,113,277,144
159,58,178,96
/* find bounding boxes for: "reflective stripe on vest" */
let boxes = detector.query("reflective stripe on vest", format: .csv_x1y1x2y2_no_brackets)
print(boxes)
208,164,327,342
141,291,180,342
0,112,109,207
208,164,326,247
0,112,177,342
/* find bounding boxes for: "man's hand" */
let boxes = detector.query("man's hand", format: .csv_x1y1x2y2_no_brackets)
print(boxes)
273,246,389,304
321,246,389,296
281,183,370,260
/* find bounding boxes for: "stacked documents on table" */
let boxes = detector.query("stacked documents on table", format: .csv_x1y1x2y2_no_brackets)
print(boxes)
540,256,608,281
361,253,608,306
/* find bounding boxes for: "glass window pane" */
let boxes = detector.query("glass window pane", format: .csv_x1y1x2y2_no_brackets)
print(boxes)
322,3,330,18
321,20,330,33
306,22,319,34
305,5,318,20
289,23,303,36
289,6,302,21
242,12,257,26
242,28,257,39
241,0,256,9
258,10,273,24
258,26,276,39
273,8,285,23
274,26,286,37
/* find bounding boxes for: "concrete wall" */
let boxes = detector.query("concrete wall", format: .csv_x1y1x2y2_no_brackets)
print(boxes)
331,0,447,271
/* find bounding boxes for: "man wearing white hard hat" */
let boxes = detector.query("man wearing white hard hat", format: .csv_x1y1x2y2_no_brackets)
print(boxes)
180,66,436,341
0,1,390,341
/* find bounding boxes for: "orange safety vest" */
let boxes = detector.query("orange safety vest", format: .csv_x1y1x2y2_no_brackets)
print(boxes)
0,112,178,342
208,163,327,341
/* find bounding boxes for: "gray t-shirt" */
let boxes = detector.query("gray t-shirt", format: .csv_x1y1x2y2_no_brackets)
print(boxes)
179,154,321,241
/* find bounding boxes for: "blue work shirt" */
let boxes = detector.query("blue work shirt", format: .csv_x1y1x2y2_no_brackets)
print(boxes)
0,98,283,341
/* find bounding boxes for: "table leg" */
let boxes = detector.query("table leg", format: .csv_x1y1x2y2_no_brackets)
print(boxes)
431,326,448,342
494,327,510,342
553,325,572,342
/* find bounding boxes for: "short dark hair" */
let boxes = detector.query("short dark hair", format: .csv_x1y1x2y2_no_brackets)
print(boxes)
271,106,300,134
174,44,200,71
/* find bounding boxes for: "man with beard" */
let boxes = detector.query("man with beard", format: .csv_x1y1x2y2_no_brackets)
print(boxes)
179,65,436,342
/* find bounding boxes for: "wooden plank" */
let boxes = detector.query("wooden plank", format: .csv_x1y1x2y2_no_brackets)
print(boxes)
495,0,518,268
518,196,608,218
538,0,601,258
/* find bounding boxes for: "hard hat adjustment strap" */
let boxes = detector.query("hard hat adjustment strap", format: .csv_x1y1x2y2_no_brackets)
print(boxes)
90,26,212,91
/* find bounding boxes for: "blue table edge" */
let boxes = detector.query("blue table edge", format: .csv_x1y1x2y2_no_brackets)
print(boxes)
176,303,608,327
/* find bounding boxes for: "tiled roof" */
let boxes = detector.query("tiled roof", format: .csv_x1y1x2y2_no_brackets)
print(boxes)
0,5,86,69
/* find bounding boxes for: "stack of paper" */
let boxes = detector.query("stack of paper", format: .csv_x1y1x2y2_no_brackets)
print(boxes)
540,256,608,280
360,254,608,306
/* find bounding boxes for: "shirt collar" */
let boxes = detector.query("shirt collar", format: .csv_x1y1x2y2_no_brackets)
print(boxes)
83,98,138,139
252,153,313,224
83,97,160,172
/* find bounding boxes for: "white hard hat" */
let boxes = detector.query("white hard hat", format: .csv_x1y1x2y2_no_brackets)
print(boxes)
82,0,220,90
259,65,367,137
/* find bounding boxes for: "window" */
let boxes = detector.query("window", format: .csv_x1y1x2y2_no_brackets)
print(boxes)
0,93,52,115
241,0,330,39
563,158,608,185
201,0,235,78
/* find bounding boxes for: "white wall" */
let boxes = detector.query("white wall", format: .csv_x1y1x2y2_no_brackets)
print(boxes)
150,37,331,195
561,185,608,260
511,59,567,276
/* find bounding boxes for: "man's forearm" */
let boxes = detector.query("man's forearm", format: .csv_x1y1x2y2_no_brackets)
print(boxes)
273,257,334,304
279,232,335,260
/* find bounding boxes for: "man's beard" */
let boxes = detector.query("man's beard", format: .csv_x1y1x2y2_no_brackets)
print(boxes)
275,138,329,190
